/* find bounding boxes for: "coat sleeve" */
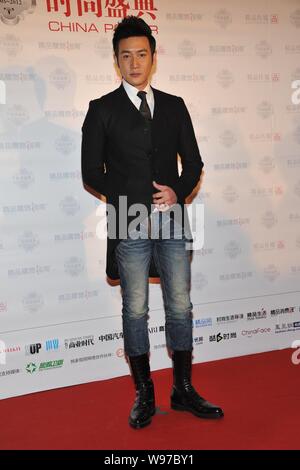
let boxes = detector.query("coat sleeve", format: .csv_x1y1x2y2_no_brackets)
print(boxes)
171,98,204,202
81,99,108,197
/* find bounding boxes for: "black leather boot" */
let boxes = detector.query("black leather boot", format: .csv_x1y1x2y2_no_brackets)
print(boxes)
128,353,156,429
171,350,224,419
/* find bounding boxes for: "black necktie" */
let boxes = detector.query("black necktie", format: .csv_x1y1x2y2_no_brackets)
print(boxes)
137,90,152,121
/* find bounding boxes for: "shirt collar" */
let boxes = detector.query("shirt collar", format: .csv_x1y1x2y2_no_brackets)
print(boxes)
122,78,153,100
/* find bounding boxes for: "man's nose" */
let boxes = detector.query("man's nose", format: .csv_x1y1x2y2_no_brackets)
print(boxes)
131,56,139,68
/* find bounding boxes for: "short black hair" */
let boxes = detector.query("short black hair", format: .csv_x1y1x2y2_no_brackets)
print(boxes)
113,16,156,58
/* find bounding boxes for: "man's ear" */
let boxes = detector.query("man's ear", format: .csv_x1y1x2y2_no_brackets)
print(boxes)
114,54,119,68
152,50,157,66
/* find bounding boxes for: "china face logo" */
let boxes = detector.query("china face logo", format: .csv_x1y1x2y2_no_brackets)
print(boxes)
0,0,36,26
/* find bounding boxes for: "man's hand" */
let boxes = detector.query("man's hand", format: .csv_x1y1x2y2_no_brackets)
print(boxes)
152,181,177,212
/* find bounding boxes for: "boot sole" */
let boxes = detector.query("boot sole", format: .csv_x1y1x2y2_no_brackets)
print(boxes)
171,402,224,419
129,408,156,429
129,417,152,429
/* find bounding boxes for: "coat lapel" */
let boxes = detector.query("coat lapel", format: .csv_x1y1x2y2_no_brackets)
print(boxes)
151,87,168,147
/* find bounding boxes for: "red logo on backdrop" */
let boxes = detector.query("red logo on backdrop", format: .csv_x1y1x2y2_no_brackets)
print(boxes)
270,14,279,24
46,0,157,19
277,240,285,249
273,132,281,141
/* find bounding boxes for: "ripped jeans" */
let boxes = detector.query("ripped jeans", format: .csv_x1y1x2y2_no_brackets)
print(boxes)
115,210,193,357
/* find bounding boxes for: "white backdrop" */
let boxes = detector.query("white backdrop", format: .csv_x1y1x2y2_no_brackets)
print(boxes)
0,0,300,400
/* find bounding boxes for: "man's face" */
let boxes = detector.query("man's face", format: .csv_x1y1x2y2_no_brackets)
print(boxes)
115,36,155,90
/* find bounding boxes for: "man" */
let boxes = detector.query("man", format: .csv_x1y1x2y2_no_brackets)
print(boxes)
81,16,224,429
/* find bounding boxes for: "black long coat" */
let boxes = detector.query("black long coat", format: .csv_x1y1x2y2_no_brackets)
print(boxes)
81,84,203,280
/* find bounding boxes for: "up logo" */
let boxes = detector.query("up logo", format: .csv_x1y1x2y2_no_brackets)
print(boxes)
0,0,36,26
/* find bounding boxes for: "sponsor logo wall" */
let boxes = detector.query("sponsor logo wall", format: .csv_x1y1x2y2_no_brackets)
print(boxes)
0,0,300,399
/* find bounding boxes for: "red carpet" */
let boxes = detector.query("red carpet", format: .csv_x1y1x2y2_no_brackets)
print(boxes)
0,348,299,450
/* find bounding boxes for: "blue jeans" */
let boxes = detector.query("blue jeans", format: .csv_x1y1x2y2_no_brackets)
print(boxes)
115,211,193,357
